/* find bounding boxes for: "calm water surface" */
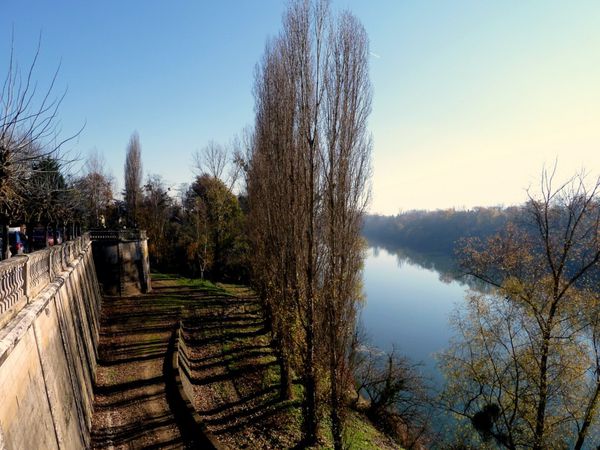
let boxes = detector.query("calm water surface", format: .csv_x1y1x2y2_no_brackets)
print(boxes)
361,246,468,384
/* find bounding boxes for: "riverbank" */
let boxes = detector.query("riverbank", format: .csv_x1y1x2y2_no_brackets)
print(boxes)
175,278,399,449
91,273,399,449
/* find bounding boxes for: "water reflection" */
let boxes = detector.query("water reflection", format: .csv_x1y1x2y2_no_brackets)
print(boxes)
370,241,486,290
361,246,468,385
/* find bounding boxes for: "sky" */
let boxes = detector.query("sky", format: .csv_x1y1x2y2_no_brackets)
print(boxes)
2,1,600,215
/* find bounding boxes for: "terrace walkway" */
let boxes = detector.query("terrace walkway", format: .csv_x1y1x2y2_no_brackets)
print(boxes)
90,276,229,449
89,275,397,449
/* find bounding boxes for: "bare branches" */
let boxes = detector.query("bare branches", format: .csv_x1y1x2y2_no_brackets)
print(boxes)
248,1,373,447
0,36,80,257
74,149,114,228
0,36,73,166
192,138,243,193
192,140,227,180
445,170,600,448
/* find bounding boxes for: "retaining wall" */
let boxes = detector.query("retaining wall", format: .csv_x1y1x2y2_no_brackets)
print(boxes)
89,229,151,296
0,235,101,450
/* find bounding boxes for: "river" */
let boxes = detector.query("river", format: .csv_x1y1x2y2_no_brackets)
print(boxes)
360,246,469,385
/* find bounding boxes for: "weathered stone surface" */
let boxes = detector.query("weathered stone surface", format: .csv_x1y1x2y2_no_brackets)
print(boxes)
91,231,151,296
0,243,101,450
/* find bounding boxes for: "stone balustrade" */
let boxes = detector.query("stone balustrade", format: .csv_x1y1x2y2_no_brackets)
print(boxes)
0,233,90,328
89,229,146,241
0,257,27,327
28,248,52,299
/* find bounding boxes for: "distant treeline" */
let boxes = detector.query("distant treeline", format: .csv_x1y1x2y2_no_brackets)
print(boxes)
363,206,523,256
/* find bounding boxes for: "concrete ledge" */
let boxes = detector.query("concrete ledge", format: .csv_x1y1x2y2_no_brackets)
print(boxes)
172,327,226,450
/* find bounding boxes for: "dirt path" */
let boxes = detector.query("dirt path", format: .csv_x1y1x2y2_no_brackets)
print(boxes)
91,277,228,449
90,277,398,449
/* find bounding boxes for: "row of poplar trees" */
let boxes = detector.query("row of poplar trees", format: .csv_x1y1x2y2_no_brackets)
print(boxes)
246,1,372,448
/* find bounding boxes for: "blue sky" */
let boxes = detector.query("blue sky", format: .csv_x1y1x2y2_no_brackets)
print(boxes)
2,1,600,214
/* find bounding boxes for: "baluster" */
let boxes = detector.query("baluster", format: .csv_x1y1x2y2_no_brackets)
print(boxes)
0,268,7,313
22,256,29,301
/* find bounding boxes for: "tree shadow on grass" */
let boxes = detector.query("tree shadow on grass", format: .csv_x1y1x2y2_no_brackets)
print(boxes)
92,278,239,449
182,294,303,446
92,278,298,449
92,410,182,448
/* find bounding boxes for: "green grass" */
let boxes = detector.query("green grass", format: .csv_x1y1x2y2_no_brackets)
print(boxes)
151,271,227,292
149,272,177,280
307,410,401,450
262,362,281,388
344,412,393,450
148,271,399,449
174,277,222,290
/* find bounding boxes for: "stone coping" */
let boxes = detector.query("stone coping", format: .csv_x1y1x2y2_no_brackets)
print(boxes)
174,326,226,450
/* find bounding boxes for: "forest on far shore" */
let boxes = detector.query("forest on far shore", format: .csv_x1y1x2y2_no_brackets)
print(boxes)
363,206,523,258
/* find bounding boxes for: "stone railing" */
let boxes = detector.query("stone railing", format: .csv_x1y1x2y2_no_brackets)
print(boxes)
0,233,91,328
0,257,27,326
28,248,52,299
89,229,147,241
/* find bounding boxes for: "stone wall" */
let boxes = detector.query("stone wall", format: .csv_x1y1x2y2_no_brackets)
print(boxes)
0,235,101,450
90,230,151,296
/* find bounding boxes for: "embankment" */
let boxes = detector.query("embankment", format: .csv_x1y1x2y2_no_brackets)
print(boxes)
0,235,101,450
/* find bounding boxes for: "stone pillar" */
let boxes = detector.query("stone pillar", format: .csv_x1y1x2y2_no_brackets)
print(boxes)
90,229,152,296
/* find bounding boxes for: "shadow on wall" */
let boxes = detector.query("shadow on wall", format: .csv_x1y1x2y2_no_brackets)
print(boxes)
90,229,151,296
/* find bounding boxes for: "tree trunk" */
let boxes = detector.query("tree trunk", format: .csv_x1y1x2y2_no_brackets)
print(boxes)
279,343,294,401
304,285,318,445
330,357,343,450
27,222,34,253
574,377,600,450
44,225,50,248
1,222,9,259
533,334,550,450
302,250,319,443
53,225,59,246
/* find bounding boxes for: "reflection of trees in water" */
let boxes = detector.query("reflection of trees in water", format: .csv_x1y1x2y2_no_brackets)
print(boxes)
393,247,457,281
369,240,487,291
368,240,459,282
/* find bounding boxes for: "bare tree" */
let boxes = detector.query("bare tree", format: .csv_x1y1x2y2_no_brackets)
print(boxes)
22,155,68,245
124,132,143,227
321,10,372,448
247,1,372,446
192,139,242,192
441,169,600,449
189,195,210,280
75,149,114,228
353,345,431,444
247,30,299,404
193,140,227,180
0,37,78,258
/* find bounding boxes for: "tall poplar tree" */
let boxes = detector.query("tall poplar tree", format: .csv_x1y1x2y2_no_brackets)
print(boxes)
247,1,372,446
124,132,143,227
